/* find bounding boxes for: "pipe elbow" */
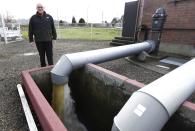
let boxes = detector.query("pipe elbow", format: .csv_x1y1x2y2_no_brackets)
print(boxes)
146,40,156,53
113,91,169,131
51,55,73,85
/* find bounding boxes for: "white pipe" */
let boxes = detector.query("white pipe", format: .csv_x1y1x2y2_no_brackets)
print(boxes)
17,84,38,131
113,58,195,131
51,40,155,84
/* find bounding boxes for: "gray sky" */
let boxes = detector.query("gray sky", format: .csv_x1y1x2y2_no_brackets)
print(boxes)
0,0,137,23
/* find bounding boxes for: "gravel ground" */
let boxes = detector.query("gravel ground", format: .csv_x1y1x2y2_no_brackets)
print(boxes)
0,39,163,131
99,59,163,84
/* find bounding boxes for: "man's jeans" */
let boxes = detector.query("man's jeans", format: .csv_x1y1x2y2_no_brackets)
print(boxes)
36,41,53,67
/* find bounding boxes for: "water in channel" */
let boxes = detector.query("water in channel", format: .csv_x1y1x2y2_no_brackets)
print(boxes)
52,83,87,131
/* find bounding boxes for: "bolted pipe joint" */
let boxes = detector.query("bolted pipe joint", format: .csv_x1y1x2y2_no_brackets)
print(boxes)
152,7,167,32
151,7,167,55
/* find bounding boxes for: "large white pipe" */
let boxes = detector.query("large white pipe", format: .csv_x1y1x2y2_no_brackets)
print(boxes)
51,40,155,85
112,58,195,131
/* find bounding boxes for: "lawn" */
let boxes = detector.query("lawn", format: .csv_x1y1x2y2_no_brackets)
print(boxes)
22,27,122,41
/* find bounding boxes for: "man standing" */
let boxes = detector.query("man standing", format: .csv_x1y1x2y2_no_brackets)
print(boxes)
29,3,57,67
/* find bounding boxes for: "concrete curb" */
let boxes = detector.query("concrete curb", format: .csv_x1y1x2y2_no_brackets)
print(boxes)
22,66,67,131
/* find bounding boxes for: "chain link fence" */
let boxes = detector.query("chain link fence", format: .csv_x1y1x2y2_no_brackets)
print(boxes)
55,23,122,41
20,22,122,41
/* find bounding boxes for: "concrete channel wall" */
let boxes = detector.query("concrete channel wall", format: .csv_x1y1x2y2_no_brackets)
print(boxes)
22,64,195,131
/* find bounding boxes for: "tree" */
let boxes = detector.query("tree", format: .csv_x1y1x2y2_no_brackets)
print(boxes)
120,15,124,23
72,16,76,24
59,20,63,23
79,18,85,24
4,11,16,23
111,17,118,27
78,18,86,26
105,21,109,27
59,20,64,26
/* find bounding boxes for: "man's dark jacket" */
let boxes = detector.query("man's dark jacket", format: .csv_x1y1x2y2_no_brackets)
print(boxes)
28,12,57,42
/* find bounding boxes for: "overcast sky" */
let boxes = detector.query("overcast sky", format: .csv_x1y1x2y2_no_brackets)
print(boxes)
0,0,137,23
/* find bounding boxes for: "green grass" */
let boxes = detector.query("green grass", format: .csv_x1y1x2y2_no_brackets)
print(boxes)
22,31,28,40
22,27,122,41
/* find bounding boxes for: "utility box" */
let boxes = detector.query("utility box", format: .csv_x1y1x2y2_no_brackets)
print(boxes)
152,8,167,31
122,1,139,38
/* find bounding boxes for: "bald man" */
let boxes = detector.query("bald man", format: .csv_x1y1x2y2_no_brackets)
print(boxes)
28,3,57,67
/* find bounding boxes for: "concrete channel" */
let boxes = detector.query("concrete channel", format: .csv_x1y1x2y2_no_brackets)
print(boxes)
21,64,195,131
